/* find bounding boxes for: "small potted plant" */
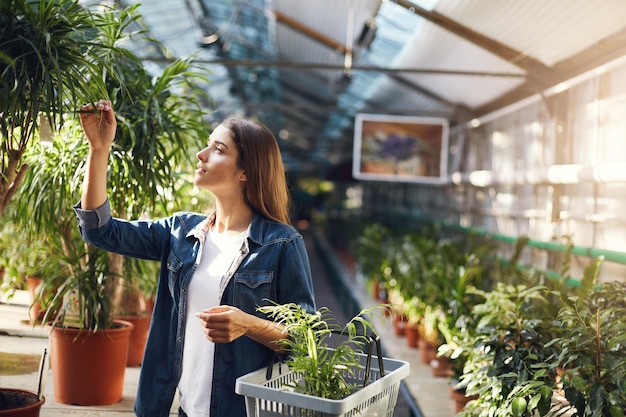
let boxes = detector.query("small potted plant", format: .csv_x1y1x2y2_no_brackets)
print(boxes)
354,222,392,301
0,349,47,417
0,388,45,417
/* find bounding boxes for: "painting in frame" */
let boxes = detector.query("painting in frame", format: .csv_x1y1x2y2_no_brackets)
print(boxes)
352,113,449,184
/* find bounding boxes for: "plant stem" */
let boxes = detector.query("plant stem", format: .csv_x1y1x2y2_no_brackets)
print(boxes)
595,308,601,382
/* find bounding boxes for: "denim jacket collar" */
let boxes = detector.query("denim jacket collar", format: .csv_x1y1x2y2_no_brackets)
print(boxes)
186,212,212,242
187,211,267,248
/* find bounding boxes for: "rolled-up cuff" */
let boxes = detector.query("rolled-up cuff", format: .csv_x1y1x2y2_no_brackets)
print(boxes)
73,199,112,229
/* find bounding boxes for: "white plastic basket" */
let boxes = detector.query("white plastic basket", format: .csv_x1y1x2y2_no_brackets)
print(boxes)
235,349,410,417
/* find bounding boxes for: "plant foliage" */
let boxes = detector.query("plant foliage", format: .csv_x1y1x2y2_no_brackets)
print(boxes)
0,0,117,215
258,302,384,401
548,281,626,417
11,2,212,330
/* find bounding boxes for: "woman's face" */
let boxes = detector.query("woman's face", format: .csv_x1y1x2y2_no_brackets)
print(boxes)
194,124,245,195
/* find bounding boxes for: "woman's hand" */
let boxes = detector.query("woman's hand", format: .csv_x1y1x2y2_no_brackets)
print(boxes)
78,99,116,151
196,306,250,343
79,99,116,209
196,306,288,352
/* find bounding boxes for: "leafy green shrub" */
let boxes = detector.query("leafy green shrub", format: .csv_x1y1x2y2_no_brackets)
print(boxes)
548,281,626,417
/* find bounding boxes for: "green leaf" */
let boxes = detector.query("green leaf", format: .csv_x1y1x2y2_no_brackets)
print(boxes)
511,396,527,417
609,406,624,417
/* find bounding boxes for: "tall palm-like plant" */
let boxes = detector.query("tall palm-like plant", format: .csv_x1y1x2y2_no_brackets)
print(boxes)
14,6,212,330
0,0,125,217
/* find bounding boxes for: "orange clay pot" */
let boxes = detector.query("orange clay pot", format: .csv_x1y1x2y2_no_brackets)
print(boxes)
116,313,151,367
48,320,133,406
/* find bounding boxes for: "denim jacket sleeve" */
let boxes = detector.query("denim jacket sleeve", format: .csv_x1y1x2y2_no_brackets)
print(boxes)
73,199,185,262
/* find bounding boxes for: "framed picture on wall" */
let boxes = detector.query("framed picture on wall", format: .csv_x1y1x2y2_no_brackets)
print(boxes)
352,113,449,184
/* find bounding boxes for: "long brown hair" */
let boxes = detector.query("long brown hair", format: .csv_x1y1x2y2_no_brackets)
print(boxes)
220,118,291,224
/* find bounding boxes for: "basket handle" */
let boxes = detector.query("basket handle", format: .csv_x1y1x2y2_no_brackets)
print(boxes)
363,333,385,387
266,351,283,380
329,326,386,386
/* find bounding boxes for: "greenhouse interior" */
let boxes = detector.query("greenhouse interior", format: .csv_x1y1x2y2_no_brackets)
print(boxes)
1,1,626,417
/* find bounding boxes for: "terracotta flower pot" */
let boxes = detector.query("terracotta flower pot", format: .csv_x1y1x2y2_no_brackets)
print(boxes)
405,324,419,348
48,320,133,405
116,313,151,367
25,277,42,325
393,313,408,337
0,388,45,417
417,339,437,364
430,356,452,378
371,279,380,300
449,387,478,413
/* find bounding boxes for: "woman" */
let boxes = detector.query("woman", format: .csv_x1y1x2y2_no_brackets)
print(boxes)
74,99,316,417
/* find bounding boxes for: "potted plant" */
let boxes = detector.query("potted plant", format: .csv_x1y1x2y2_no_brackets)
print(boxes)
235,302,410,416
0,388,45,417
10,1,208,405
101,48,210,322
456,282,557,417
18,88,207,403
384,231,431,344
403,295,424,348
92,49,210,367
0,210,62,323
0,215,28,301
18,121,131,400
0,349,47,417
547,279,626,417
438,313,480,412
115,257,160,366
354,222,392,300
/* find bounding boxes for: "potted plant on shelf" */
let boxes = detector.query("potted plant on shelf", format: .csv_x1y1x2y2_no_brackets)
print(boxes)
354,222,392,301
403,295,424,348
547,279,626,417
456,282,557,417
235,302,410,417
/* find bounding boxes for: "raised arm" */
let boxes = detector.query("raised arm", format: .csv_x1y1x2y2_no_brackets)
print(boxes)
78,100,116,210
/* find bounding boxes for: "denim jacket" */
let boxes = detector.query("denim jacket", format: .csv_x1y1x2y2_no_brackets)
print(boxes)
74,200,316,417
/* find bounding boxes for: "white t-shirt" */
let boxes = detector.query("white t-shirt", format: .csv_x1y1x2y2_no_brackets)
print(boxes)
178,227,248,417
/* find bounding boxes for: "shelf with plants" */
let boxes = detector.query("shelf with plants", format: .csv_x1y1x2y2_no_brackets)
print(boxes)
547,279,626,417
346,220,626,416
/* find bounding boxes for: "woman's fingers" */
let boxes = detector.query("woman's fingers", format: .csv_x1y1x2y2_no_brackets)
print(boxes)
196,307,248,342
78,100,111,115
78,99,117,150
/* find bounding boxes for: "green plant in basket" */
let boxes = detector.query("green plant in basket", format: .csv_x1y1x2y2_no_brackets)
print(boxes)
257,302,384,401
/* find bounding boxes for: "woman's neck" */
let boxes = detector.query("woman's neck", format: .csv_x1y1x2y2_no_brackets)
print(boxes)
212,199,253,234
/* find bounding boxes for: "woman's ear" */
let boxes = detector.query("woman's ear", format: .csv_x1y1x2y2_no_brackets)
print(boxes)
240,171,247,182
